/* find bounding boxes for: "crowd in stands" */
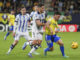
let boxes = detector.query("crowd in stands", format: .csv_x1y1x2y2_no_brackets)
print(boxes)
0,0,39,13
0,0,80,14
52,0,80,14
0,0,80,31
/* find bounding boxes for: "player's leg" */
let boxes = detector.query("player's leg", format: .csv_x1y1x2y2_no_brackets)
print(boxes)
31,33,43,55
53,35,69,58
7,40,19,54
22,31,33,50
27,35,40,57
22,31,34,50
7,33,20,54
44,35,53,56
4,26,13,40
27,40,40,56
37,33,43,47
29,32,40,55
28,45,38,57
56,40,69,58
22,40,33,50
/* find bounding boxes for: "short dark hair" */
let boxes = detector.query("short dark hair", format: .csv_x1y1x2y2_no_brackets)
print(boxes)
38,4,44,7
54,12,61,15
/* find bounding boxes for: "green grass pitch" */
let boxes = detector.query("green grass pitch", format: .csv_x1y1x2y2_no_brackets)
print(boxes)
0,32,80,60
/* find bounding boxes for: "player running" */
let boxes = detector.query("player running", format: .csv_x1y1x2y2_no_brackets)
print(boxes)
27,4,47,57
4,10,15,40
22,5,40,55
44,12,69,58
22,5,39,50
22,4,47,50
7,7,32,54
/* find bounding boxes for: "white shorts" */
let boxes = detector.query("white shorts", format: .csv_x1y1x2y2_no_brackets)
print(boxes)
30,26,43,40
32,31,43,40
15,31,32,41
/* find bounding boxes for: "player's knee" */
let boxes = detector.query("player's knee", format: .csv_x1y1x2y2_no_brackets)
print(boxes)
57,40,64,46
59,43,64,46
15,40,18,42
32,40,37,45
38,40,42,45
14,40,18,45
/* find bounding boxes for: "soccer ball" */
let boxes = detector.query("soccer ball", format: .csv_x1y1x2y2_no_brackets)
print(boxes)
71,42,78,49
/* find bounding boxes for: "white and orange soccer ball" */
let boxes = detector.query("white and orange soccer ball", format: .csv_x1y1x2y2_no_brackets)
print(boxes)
71,42,78,49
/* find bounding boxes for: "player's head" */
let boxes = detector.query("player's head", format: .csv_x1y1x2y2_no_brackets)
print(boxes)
33,5,39,11
38,4,45,13
10,10,15,15
20,7,26,15
54,12,61,21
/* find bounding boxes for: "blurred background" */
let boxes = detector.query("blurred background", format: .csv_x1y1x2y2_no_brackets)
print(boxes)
0,0,80,32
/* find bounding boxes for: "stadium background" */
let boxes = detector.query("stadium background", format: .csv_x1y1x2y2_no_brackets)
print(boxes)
0,0,80,32
0,0,80,60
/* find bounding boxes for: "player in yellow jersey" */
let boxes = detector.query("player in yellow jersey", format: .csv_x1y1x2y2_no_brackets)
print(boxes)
44,12,69,58
4,10,15,40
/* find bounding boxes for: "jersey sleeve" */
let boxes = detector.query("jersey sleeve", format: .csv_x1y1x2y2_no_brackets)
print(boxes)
34,14,40,20
13,15,19,33
30,12,34,18
27,14,31,21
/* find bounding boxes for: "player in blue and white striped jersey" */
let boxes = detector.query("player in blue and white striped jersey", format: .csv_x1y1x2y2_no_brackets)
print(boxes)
22,5,40,55
27,4,47,57
7,7,32,54
22,4,46,46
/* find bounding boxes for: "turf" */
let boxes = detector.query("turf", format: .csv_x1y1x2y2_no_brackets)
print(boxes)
0,32,80,60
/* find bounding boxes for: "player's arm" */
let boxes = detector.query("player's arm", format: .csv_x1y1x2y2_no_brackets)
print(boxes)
36,19,45,26
13,15,18,36
45,21,53,34
27,15,32,26
55,24,60,33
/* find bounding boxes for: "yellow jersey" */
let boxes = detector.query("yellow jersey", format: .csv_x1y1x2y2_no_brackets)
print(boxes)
45,17,59,35
8,14,15,26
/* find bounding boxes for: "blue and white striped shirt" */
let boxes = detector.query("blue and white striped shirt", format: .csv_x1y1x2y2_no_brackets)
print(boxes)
14,13,30,32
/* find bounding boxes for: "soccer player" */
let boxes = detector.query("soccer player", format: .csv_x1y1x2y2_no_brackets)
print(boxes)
22,5,39,49
22,4,46,50
44,12,69,58
4,10,15,40
22,5,40,55
27,4,47,57
7,7,32,54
